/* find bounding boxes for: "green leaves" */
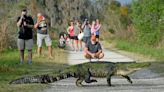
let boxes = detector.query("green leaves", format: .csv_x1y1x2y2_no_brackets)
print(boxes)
131,0,163,45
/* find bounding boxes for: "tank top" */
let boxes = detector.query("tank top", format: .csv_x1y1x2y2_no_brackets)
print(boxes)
69,27,74,37
83,25,91,37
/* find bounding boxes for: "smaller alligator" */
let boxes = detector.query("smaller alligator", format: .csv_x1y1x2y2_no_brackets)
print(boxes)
10,62,150,86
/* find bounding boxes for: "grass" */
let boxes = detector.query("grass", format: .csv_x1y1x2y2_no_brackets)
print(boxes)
0,39,68,92
114,39,164,61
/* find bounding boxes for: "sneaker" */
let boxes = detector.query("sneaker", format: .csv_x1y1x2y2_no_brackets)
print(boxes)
28,61,32,65
91,59,99,62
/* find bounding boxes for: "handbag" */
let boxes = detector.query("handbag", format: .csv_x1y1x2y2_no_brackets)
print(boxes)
78,32,84,40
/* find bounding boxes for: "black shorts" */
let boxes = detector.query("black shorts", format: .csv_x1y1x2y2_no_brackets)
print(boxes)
74,36,78,40
96,35,99,38
69,35,74,39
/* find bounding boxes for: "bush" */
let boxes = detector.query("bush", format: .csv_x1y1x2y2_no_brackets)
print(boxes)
131,0,163,46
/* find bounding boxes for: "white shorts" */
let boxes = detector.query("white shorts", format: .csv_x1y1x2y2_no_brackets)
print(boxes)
37,33,52,47
17,39,33,50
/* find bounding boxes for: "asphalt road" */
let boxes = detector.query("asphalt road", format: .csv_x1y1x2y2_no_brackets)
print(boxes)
44,47,164,92
43,68,164,92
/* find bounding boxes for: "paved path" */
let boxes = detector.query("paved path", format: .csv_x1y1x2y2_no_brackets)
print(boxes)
68,49,135,65
43,69,164,92
43,46,164,92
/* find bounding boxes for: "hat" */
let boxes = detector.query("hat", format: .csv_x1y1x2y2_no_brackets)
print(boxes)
91,35,96,41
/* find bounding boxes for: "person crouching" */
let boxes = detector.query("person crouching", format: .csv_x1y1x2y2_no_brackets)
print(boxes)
84,35,104,61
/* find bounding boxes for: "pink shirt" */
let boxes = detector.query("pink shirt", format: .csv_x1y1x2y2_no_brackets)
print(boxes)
91,25,97,34
68,27,74,36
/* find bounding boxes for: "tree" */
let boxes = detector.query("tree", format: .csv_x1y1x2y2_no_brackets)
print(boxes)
131,0,163,45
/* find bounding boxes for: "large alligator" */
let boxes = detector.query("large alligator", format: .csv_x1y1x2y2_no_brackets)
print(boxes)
10,62,150,86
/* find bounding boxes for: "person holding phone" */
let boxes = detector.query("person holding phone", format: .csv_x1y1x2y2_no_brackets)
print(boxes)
17,9,34,65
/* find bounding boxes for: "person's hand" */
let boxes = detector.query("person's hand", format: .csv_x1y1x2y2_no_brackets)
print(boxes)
91,53,95,58
21,12,26,19
23,21,27,26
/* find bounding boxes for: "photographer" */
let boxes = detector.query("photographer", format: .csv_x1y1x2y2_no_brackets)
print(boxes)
34,13,53,58
82,19,91,45
17,9,34,65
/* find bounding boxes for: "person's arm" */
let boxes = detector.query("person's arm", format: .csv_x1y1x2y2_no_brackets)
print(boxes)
85,47,93,56
26,24,34,28
17,16,23,27
96,49,102,56
96,24,101,31
78,27,83,33
67,27,70,34
26,16,34,28
34,22,39,29
81,22,86,29
88,24,92,28
95,42,102,55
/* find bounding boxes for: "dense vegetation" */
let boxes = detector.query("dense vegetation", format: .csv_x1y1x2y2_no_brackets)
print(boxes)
131,0,164,46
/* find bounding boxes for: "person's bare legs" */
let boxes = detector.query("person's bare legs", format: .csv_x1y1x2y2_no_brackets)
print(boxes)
84,53,92,61
20,50,24,64
71,39,75,51
79,40,83,51
37,47,42,57
75,40,79,51
95,52,104,59
48,45,53,59
28,50,32,64
98,53,104,59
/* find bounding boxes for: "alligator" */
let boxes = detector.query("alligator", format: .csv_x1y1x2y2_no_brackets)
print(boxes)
9,62,150,86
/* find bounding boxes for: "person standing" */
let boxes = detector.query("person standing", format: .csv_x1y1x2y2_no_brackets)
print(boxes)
95,19,101,41
78,21,83,51
17,9,34,65
91,20,97,35
82,19,91,45
34,13,53,59
67,20,75,51
74,19,80,51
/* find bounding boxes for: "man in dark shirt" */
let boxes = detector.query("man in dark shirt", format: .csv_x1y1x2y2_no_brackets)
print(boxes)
84,35,104,60
17,9,34,64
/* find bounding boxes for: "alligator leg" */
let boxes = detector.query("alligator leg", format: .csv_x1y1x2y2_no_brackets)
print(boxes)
85,74,97,83
107,74,112,86
122,75,133,84
85,68,97,83
76,77,84,87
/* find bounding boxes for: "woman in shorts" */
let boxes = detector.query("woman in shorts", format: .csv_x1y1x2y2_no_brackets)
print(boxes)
67,20,75,51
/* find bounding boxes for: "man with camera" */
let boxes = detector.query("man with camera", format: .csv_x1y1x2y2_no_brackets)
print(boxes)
82,19,91,45
17,9,34,65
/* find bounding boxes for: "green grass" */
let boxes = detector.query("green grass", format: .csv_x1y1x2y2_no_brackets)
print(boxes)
0,40,68,92
114,39,164,60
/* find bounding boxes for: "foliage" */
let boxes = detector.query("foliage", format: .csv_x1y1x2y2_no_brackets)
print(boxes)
131,0,164,45
115,39,164,60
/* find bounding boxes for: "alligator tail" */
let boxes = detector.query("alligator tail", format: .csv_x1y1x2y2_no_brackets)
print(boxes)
52,72,76,82
9,72,76,84
9,74,54,84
